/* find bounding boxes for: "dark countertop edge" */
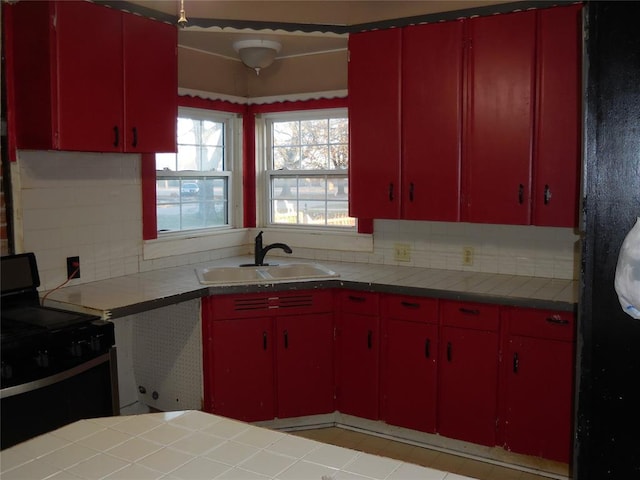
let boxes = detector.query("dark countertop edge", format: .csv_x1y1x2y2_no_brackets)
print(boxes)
336,281,577,313
106,278,576,319
107,288,210,319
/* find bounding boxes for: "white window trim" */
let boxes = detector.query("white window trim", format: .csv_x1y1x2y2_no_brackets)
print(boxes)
260,108,353,231
255,109,373,254
143,109,246,260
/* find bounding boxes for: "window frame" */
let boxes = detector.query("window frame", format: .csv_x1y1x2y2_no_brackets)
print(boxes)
261,108,353,231
155,106,240,236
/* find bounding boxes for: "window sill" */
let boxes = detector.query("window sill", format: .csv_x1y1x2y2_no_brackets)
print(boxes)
143,228,251,260
258,226,373,253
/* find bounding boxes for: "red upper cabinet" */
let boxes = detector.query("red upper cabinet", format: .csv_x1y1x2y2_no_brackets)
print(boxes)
54,1,124,152
348,28,402,219
349,22,463,222
7,0,176,154
463,10,537,225
402,21,464,221
532,4,582,227
346,7,581,226
122,12,177,153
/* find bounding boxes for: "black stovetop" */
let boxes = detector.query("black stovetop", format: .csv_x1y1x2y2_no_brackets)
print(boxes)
1,253,101,343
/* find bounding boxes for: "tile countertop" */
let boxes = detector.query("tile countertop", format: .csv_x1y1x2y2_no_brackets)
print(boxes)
0,410,477,480
42,256,578,320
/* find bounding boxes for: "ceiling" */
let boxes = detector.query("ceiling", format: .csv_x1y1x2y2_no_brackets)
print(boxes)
126,1,517,62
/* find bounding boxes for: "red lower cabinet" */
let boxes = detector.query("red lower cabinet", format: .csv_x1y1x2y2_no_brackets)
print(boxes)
276,312,334,418
438,301,500,446
206,315,275,422
336,291,380,420
502,308,575,462
381,295,438,432
202,291,334,422
203,288,574,463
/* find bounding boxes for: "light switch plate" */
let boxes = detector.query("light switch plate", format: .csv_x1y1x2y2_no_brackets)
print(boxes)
462,247,474,266
394,243,411,262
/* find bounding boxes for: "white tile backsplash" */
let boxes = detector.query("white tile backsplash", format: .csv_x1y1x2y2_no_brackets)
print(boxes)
368,219,579,279
16,151,143,290
14,151,580,291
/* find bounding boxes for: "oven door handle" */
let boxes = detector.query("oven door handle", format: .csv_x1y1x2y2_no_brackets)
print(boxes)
1,352,111,399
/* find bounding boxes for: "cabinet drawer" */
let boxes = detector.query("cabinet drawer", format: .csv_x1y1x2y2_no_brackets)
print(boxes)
339,290,379,316
441,301,500,331
507,307,575,341
381,294,438,323
210,290,333,320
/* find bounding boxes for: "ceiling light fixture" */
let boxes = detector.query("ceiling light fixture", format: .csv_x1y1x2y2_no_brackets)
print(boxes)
233,39,282,75
177,0,187,28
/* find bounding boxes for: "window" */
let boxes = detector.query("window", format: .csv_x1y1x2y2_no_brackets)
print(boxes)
266,109,354,228
155,108,235,233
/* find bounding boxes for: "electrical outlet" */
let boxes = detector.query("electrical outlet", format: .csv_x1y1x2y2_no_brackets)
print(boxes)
67,256,80,279
394,243,411,262
462,247,474,266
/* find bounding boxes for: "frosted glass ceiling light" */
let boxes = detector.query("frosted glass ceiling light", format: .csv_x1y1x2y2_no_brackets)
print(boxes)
233,40,282,75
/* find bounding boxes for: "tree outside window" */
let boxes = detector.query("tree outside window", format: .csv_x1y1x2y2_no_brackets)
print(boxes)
268,110,353,228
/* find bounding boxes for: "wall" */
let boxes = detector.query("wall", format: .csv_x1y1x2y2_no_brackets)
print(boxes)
294,220,578,280
14,149,578,291
14,150,245,290
15,151,143,289
179,45,347,99
1,158,8,255
178,47,248,97
244,51,348,98
577,2,640,478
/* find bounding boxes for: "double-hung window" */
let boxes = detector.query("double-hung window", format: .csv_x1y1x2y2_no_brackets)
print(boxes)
155,107,235,233
265,109,354,228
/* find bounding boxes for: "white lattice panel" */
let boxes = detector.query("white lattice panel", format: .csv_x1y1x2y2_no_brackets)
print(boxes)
133,299,202,411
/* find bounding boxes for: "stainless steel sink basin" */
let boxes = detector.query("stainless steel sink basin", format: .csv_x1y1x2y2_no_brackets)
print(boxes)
196,262,339,285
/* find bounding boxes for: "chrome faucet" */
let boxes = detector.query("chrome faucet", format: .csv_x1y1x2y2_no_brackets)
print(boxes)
254,231,292,266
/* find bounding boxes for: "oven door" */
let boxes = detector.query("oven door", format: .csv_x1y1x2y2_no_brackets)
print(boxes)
0,347,119,449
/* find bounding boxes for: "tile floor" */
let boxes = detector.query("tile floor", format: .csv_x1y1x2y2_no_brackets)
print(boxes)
291,427,567,480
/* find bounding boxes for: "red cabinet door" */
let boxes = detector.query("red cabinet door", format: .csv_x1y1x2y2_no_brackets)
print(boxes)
208,317,275,422
464,10,536,225
439,326,499,446
123,13,177,153
402,20,463,221
439,301,500,446
54,0,124,152
384,319,438,432
276,312,334,418
502,307,575,462
505,335,574,462
348,29,402,219
532,4,582,227
337,311,380,420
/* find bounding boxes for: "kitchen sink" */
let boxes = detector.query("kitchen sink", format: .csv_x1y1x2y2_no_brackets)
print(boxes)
263,263,337,279
196,262,339,285
196,266,269,284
